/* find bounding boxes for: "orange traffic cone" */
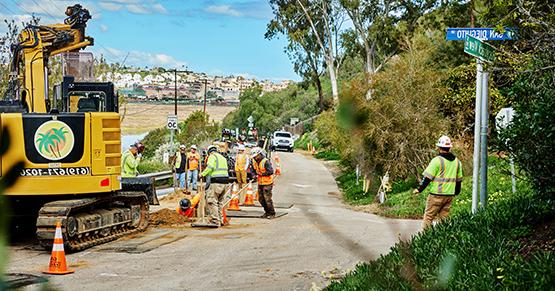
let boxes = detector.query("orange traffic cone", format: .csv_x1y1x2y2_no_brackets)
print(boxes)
228,183,241,211
43,221,74,275
243,182,255,206
274,155,281,176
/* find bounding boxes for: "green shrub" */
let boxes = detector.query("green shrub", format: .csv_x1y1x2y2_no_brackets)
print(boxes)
137,159,169,174
327,192,555,290
315,150,341,161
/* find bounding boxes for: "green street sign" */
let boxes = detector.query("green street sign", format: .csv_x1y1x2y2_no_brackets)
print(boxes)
464,35,495,63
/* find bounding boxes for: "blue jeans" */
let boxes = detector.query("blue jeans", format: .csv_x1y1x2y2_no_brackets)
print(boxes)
176,172,186,189
187,169,198,190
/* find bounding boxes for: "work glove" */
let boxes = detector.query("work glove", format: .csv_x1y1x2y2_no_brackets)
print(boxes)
412,189,420,195
136,153,142,159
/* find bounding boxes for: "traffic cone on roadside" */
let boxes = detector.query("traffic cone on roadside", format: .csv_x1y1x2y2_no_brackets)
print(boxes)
274,155,281,176
43,221,74,275
243,182,255,206
228,183,241,211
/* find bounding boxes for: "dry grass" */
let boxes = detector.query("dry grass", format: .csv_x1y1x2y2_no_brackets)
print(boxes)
121,103,236,134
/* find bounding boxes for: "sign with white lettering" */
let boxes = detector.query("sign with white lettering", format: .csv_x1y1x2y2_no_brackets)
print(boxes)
446,27,516,41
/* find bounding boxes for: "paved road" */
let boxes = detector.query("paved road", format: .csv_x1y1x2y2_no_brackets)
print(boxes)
6,152,420,290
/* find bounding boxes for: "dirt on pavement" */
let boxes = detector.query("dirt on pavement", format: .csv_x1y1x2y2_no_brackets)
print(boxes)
149,208,192,227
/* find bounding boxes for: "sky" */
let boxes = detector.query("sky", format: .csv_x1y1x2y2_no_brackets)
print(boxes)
0,0,298,81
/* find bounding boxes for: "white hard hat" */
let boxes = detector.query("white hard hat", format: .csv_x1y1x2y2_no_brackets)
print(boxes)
251,147,262,158
191,144,197,150
237,145,245,151
436,135,453,148
179,144,186,149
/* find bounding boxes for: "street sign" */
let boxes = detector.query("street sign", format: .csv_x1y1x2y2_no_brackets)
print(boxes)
446,27,516,41
495,107,515,130
247,115,254,123
464,35,495,63
167,115,178,130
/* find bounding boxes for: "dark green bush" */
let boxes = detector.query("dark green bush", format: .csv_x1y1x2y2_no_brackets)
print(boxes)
497,55,555,196
327,193,555,290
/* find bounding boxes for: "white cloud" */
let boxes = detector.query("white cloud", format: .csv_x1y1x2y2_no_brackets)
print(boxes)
99,2,122,11
203,1,272,20
152,3,168,14
205,5,243,17
97,1,167,15
95,46,187,68
100,24,109,32
125,4,150,14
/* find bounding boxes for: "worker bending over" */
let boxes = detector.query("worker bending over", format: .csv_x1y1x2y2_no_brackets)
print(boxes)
413,136,463,229
235,144,250,202
187,145,200,191
122,143,144,177
252,148,275,219
200,145,230,227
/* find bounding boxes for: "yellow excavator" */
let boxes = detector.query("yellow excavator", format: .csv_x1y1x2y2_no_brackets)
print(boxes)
1,5,156,251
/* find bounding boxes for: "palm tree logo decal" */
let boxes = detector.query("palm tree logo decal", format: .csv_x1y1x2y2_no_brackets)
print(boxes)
34,120,75,160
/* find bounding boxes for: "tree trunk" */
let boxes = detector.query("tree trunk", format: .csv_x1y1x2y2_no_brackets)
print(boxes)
315,75,324,112
327,58,339,102
365,42,373,99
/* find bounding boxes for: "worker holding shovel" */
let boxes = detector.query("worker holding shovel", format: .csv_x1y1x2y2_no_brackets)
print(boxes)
199,145,230,227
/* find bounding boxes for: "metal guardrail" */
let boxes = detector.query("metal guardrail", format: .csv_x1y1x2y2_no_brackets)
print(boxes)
138,170,173,181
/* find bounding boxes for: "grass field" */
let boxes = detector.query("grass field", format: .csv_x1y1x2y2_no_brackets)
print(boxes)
120,103,236,134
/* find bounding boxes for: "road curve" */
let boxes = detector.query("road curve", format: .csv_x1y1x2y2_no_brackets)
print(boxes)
7,152,420,290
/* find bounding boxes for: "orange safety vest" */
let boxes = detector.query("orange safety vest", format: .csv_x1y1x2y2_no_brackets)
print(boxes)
253,158,274,185
235,153,248,172
187,152,200,170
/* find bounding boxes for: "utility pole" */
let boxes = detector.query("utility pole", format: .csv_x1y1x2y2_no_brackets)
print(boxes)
203,79,208,113
174,69,178,115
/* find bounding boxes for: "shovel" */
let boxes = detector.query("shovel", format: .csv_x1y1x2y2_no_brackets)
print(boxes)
191,176,219,228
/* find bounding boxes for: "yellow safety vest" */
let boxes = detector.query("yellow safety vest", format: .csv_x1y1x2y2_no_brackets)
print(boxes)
423,156,463,195
235,153,248,171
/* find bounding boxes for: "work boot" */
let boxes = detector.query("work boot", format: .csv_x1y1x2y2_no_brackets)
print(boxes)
266,214,275,220
259,213,268,219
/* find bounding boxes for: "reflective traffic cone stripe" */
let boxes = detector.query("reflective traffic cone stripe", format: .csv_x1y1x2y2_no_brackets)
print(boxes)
44,221,74,275
228,183,241,211
243,182,255,206
274,155,281,176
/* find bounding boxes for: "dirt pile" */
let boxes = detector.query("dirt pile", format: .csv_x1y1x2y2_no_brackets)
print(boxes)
149,208,192,227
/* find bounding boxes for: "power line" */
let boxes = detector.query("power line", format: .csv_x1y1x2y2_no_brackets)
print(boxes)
0,2,18,15
29,0,58,20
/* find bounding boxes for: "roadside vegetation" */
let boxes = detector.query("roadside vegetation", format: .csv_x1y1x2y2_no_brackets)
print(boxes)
139,111,220,172
264,0,554,288
222,83,326,134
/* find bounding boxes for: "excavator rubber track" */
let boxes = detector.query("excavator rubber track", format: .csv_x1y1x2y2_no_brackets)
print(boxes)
36,191,149,252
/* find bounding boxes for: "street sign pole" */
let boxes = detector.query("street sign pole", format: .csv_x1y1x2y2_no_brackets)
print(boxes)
471,59,483,214
479,72,490,208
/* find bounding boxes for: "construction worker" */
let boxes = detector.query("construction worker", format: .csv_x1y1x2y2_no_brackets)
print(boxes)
235,144,250,202
200,145,230,226
187,145,200,191
252,148,275,219
413,135,463,229
174,145,187,189
121,143,144,177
